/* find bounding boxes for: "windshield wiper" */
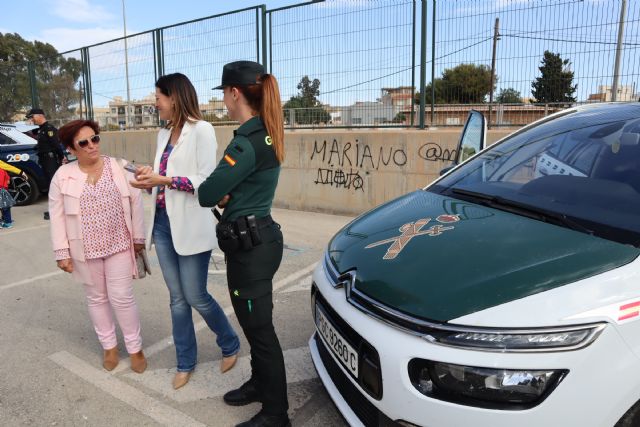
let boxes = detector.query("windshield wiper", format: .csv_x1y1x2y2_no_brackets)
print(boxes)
451,187,594,235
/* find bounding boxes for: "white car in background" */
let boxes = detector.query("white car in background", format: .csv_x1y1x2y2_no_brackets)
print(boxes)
310,103,640,427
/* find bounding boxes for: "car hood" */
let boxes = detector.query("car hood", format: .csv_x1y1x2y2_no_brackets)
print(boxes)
328,190,640,322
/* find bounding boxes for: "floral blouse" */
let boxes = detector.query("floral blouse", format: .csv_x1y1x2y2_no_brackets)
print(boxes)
155,141,195,209
54,158,145,261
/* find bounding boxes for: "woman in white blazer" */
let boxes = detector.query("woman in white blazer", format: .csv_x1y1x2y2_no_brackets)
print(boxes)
132,73,239,389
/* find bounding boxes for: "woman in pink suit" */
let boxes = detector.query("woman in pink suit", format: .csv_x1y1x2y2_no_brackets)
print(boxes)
49,120,147,373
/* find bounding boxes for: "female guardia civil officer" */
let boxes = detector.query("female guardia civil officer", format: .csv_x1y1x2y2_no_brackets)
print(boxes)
198,61,289,427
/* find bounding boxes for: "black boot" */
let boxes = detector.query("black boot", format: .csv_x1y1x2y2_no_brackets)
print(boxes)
224,379,261,406
235,410,290,427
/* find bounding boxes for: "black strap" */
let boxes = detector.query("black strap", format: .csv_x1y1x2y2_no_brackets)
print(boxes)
254,215,273,228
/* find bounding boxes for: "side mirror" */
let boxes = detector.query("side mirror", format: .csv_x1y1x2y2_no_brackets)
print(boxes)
456,110,486,164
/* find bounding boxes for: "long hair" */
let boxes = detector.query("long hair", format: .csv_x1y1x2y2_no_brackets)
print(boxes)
155,73,203,130
58,120,100,149
236,74,285,164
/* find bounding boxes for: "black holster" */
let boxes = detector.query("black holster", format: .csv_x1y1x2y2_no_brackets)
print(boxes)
216,215,272,253
216,221,240,253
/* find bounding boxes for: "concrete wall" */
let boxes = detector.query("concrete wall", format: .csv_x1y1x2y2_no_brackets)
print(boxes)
100,126,514,215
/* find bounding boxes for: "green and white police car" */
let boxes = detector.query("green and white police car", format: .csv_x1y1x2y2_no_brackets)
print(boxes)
309,103,640,427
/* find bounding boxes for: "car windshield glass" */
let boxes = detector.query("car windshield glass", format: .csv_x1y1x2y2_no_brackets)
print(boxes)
430,115,640,247
0,126,37,146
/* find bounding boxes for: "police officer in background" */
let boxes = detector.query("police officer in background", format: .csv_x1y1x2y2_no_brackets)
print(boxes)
198,61,289,427
26,108,64,220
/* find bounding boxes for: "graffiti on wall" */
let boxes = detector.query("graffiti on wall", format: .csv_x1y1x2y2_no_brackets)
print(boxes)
418,142,457,162
310,138,456,191
311,139,407,169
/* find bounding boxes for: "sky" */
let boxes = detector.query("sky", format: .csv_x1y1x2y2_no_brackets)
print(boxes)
3,0,638,111
3,0,301,52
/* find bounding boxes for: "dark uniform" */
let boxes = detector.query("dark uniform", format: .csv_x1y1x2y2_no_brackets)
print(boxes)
198,116,288,418
35,121,64,185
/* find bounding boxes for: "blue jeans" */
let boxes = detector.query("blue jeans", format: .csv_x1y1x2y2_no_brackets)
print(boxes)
1,208,11,223
153,208,239,372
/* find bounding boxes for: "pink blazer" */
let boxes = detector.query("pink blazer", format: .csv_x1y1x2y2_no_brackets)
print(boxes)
48,157,145,285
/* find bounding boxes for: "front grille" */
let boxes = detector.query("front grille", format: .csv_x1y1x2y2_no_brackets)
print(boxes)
315,333,401,427
315,333,381,426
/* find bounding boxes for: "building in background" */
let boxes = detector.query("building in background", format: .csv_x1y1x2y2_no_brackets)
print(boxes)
107,94,158,129
588,85,637,102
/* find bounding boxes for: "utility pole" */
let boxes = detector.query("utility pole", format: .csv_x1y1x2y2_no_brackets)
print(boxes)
612,0,627,102
488,17,499,129
79,81,84,119
122,0,132,129
430,0,436,126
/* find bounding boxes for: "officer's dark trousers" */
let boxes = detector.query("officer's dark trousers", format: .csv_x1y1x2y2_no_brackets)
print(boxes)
227,224,288,415
39,152,60,186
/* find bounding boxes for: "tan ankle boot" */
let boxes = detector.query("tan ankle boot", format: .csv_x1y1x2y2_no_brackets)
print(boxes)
130,350,147,374
103,347,119,371
220,354,238,373
173,371,192,390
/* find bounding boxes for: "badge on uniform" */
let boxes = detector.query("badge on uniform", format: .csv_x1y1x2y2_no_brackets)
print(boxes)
224,154,236,166
48,131,54,137
265,136,272,146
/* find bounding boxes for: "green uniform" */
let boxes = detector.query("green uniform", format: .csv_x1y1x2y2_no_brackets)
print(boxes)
198,115,288,416
198,116,280,222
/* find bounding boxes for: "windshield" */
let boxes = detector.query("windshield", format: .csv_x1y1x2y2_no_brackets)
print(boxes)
430,115,640,247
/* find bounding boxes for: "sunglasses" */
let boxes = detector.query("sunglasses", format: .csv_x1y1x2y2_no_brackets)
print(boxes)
77,134,100,148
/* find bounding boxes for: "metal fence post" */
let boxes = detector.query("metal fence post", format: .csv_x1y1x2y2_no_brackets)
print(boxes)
419,0,427,129
153,29,165,80
27,61,38,108
261,5,268,70
81,47,94,120
268,10,273,73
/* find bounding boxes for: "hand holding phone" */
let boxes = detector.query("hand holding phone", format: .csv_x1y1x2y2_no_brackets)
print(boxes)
124,162,138,173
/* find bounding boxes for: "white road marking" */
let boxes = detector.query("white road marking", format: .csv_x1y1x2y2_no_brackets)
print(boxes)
112,263,318,374
0,224,49,236
281,275,312,294
0,270,64,291
49,351,207,427
124,346,316,403
207,270,227,275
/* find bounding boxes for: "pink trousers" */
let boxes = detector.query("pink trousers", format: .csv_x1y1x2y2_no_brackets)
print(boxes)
83,249,142,354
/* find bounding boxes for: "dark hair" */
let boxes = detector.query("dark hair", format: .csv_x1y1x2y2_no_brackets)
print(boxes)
234,74,285,163
155,73,203,129
58,120,100,149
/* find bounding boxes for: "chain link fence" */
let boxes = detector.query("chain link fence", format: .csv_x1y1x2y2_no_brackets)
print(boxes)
15,0,640,130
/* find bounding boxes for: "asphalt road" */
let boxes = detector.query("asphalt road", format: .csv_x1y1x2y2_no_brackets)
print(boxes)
0,195,354,427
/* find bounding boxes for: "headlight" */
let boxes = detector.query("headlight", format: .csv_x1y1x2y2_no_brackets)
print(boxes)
434,324,605,352
408,359,568,409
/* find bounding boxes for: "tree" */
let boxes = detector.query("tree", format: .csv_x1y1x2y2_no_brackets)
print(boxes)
0,33,82,121
392,112,406,123
283,76,331,125
414,78,446,105
496,88,522,104
531,51,577,104
414,64,494,105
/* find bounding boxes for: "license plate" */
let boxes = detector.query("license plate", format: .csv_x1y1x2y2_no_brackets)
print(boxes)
315,304,359,377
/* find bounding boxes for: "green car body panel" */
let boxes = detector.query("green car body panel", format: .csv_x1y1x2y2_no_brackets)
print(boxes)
328,190,640,322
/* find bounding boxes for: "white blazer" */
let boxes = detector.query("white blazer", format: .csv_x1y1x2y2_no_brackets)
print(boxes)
146,120,218,255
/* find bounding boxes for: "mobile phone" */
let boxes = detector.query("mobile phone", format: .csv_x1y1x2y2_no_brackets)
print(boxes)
124,162,138,173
